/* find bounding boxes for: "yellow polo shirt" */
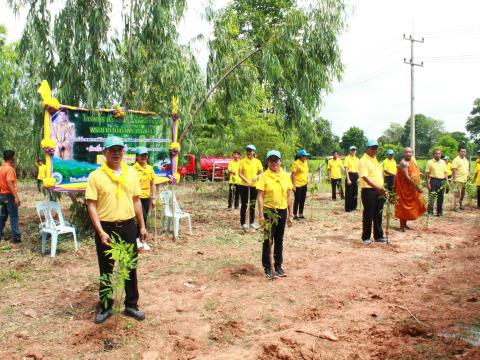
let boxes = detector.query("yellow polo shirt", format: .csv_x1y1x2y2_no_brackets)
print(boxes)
425,159,447,179
328,158,343,180
446,162,452,177
359,154,384,189
133,162,155,199
291,159,309,187
256,168,293,210
239,157,263,186
85,166,141,221
452,156,470,183
344,155,359,173
228,159,241,184
475,159,480,186
382,158,397,176
37,164,47,180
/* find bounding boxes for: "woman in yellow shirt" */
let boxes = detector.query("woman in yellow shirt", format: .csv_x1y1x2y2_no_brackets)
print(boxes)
257,150,293,279
133,147,156,250
327,150,344,200
227,150,241,210
291,149,310,220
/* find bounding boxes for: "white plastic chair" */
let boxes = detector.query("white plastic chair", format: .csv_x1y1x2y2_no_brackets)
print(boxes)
159,190,192,238
35,201,78,257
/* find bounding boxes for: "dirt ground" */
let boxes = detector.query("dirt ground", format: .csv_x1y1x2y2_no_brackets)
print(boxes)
0,181,479,360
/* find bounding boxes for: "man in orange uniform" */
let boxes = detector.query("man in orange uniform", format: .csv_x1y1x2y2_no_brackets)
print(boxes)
0,150,21,243
394,147,426,231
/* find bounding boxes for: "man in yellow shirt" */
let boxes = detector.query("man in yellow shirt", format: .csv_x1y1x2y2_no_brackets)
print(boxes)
35,158,47,193
133,146,156,250
238,144,263,230
452,146,470,211
257,150,293,279
291,149,309,220
328,151,344,200
86,136,147,324
358,140,386,244
382,149,397,192
444,156,453,194
475,149,480,208
227,150,241,210
344,145,359,212
426,149,448,216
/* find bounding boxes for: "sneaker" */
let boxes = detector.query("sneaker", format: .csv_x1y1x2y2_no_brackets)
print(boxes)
362,239,372,245
250,223,260,230
264,269,276,280
241,224,249,230
94,308,113,324
142,242,151,251
374,238,387,243
123,306,145,321
293,215,300,221
436,213,443,217
227,207,232,211
299,215,305,220
274,267,287,277
136,238,143,249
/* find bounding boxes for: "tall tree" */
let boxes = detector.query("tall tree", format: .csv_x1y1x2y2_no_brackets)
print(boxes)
340,126,367,154
378,122,404,145
401,114,445,157
466,98,480,143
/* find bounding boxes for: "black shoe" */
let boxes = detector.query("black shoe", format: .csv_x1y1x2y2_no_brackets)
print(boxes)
274,267,287,277
12,239,21,244
264,269,276,280
293,215,300,221
123,306,145,321
436,213,443,217
299,215,305,220
362,239,372,245
374,238,387,243
94,308,113,324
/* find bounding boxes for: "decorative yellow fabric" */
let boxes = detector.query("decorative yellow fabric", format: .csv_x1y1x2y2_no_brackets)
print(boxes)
85,166,141,222
37,164,47,180
328,159,343,179
171,96,179,115
37,80,60,110
239,157,263,186
452,156,470,182
446,162,452,177
359,154,384,189
100,162,129,198
256,168,293,210
382,158,397,176
169,142,181,151
133,162,155,199
42,177,56,189
41,139,57,150
425,159,447,179
291,159,309,187
344,155,359,173
475,159,480,186
228,160,241,184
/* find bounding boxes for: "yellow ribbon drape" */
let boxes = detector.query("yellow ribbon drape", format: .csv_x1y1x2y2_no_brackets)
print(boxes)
101,162,129,198
37,80,60,110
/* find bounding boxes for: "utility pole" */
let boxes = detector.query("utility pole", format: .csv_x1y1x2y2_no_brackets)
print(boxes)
403,34,424,155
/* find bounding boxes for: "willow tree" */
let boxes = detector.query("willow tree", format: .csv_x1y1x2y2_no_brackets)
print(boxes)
179,0,347,144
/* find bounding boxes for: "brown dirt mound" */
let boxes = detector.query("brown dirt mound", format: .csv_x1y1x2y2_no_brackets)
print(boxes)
224,264,262,278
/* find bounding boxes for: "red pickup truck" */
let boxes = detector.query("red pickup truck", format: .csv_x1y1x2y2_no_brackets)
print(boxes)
179,154,233,181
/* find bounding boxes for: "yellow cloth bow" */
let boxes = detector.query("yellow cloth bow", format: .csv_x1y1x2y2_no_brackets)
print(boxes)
43,177,56,189
169,142,181,151
37,80,60,110
101,161,129,198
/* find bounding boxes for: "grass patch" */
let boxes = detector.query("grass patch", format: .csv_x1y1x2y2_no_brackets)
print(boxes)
0,270,23,283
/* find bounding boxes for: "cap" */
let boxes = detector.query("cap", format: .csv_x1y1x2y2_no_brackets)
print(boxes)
135,146,148,155
349,145,357,151
266,150,281,160
245,144,256,151
296,149,310,157
104,136,125,149
386,149,394,155
365,139,379,148
443,156,450,160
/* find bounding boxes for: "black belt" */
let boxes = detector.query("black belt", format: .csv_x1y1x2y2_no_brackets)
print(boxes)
100,218,135,227
430,177,445,180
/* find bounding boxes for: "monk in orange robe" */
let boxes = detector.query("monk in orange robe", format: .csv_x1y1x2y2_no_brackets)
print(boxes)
394,147,426,231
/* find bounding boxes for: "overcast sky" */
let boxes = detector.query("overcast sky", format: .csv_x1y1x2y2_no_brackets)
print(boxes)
1,0,479,140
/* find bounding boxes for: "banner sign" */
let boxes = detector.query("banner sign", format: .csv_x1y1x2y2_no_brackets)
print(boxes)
48,108,175,191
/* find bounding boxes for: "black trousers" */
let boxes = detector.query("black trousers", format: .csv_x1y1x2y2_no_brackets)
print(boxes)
428,178,445,215
293,185,307,216
37,179,43,192
345,172,359,211
384,176,395,192
228,184,240,209
445,176,452,194
239,185,257,225
331,178,344,200
262,208,287,271
361,188,384,240
96,220,139,310
136,198,150,237
477,186,480,208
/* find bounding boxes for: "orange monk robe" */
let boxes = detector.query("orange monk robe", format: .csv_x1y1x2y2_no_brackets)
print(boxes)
394,160,426,220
